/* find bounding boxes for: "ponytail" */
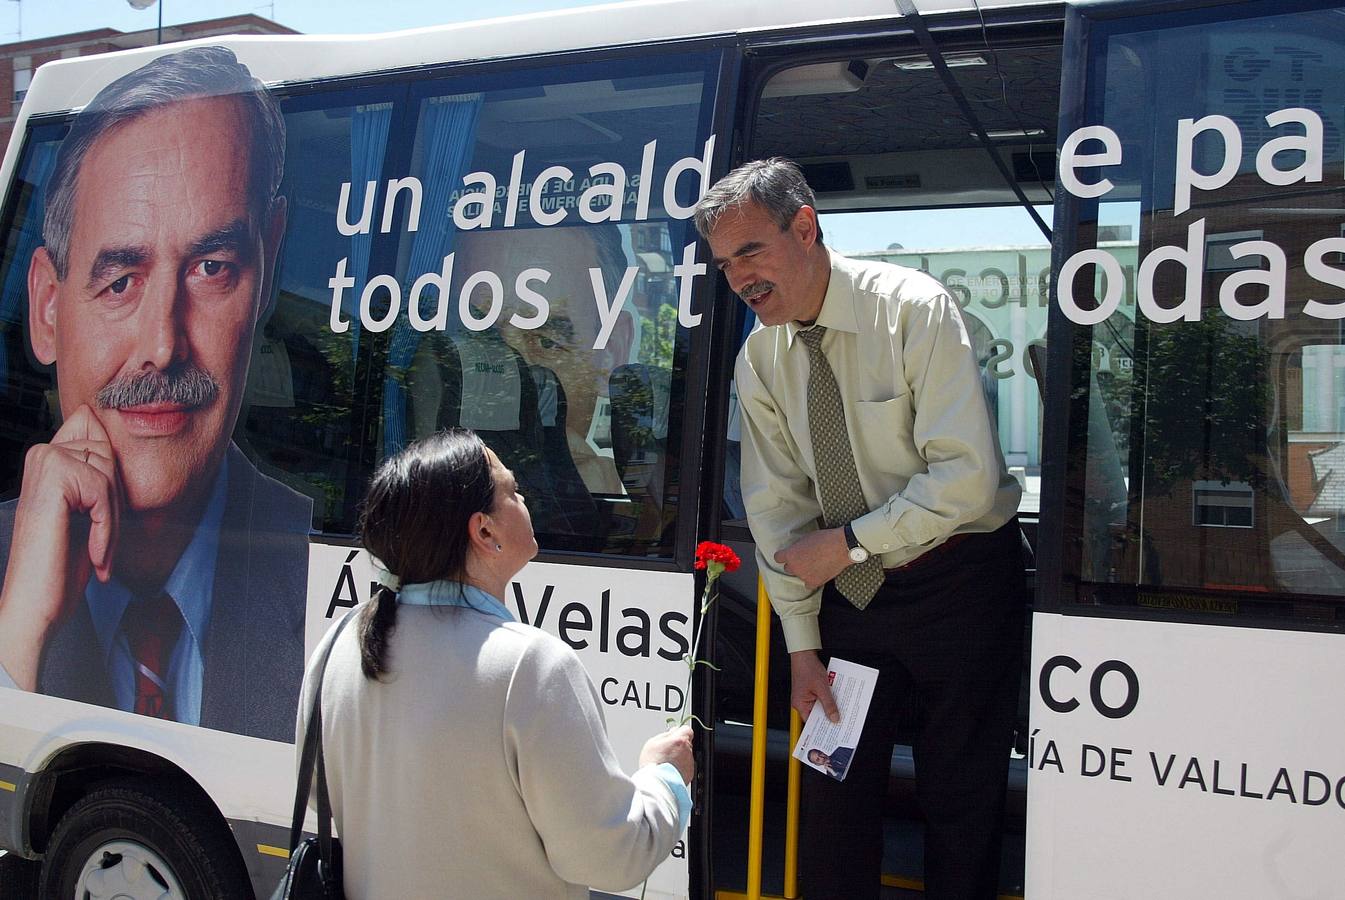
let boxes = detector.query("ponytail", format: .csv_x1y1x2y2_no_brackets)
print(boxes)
359,585,399,679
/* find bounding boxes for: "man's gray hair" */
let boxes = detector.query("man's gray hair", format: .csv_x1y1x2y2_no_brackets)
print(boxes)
43,45,285,281
692,157,823,244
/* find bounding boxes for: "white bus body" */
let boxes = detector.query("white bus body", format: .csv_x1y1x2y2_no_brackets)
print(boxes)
1,0,1342,897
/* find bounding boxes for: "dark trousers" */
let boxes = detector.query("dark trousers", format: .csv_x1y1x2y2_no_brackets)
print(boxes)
799,519,1027,900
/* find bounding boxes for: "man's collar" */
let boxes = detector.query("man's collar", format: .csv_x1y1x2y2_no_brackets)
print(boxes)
784,248,860,348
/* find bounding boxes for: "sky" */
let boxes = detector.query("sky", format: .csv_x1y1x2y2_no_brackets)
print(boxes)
822,206,1055,255
2,0,615,42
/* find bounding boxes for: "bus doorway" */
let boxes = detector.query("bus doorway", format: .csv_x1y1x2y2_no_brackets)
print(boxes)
706,9,1064,897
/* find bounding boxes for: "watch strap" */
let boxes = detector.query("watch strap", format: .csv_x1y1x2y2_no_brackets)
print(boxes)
843,523,861,551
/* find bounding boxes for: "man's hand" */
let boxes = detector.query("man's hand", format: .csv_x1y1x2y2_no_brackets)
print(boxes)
790,649,839,723
774,527,851,590
0,405,121,690
639,724,695,784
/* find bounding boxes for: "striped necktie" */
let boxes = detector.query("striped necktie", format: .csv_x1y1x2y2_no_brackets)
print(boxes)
797,326,885,608
122,592,182,719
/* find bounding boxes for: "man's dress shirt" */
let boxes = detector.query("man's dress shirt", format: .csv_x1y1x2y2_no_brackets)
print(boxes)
735,250,1021,653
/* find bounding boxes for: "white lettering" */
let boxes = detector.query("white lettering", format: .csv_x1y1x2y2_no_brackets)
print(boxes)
454,171,497,229
336,180,376,236
408,253,454,332
1175,116,1240,216
580,162,625,223
511,268,550,329
327,256,353,334
1219,241,1286,321
503,151,526,228
1058,126,1122,199
674,241,706,328
1056,249,1124,326
1137,218,1206,322
1255,108,1322,188
591,266,638,350
530,165,573,226
663,135,716,219
1304,238,1345,319
380,176,423,234
460,270,504,331
360,273,401,333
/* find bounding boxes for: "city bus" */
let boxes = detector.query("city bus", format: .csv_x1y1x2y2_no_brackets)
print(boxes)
1,0,1343,897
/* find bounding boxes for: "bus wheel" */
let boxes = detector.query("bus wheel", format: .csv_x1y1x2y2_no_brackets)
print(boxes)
38,778,251,900
0,850,40,898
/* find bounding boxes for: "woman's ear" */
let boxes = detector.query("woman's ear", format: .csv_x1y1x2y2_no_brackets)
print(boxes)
466,510,496,556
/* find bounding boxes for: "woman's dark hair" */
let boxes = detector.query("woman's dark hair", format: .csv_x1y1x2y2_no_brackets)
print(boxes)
356,429,496,678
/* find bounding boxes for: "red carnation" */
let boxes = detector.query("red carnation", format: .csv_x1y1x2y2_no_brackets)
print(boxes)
695,541,741,573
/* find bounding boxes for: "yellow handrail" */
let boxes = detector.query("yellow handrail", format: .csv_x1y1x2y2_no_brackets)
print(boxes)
746,576,772,900
747,579,802,899
785,709,802,897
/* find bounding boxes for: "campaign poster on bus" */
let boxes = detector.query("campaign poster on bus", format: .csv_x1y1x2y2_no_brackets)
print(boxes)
0,40,717,899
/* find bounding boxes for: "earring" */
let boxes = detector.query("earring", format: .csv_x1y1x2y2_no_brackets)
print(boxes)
496,544,503,552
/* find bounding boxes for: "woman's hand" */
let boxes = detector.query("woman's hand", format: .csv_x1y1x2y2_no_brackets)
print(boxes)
639,724,694,784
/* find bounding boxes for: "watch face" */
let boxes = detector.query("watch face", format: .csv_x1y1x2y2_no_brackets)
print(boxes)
849,546,869,563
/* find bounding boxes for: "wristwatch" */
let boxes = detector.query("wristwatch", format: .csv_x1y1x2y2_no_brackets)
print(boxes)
843,523,870,564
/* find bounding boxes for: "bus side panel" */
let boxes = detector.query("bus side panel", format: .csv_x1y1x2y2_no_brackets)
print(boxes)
1027,612,1345,899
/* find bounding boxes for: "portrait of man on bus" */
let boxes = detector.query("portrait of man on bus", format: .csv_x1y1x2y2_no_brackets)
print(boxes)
0,46,311,743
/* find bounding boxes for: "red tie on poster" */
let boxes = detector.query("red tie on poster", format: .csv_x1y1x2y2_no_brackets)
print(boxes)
123,592,182,719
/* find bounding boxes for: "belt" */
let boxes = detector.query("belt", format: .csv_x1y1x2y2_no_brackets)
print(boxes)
884,531,974,574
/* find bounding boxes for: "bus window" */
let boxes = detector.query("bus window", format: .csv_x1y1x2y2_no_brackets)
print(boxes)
819,206,1055,520
1057,2,1345,623
239,87,404,536
735,37,1063,537
0,123,63,497
373,55,719,558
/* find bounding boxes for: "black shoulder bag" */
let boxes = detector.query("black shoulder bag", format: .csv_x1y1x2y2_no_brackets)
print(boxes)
271,610,357,900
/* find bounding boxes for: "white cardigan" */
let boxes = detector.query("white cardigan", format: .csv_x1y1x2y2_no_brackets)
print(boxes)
297,602,685,899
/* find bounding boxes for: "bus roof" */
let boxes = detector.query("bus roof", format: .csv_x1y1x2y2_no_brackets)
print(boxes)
16,0,1057,116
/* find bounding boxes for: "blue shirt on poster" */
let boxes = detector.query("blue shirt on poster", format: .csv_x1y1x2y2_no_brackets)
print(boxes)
84,455,229,726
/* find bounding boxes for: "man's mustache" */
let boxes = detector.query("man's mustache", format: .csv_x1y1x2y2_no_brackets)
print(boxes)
94,366,219,410
740,281,775,301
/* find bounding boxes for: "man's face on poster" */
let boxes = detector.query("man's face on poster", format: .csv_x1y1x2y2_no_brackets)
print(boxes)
27,95,283,514
457,226,633,427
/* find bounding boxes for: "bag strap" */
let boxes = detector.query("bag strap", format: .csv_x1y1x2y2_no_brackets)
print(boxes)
287,607,360,854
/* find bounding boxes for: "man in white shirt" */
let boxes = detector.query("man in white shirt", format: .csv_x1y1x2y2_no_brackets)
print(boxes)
695,158,1027,900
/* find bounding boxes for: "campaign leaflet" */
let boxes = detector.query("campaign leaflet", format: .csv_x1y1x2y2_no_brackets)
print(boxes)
792,657,878,782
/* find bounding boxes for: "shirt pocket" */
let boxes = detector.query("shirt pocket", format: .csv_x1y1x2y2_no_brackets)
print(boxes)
851,396,914,468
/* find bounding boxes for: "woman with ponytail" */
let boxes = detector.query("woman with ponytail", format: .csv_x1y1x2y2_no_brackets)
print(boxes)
295,428,693,899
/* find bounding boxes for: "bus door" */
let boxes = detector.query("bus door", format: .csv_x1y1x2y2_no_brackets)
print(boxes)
706,6,1066,897
1034,0,1345,897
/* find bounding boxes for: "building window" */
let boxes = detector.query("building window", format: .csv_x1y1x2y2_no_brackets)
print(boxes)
1192,481,1254,529
13,69,31,104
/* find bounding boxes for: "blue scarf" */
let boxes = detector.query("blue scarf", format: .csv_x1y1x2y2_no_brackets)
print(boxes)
395,579,514,621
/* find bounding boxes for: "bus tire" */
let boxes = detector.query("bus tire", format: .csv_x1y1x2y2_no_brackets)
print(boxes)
0,851,39,899
37,777,252,900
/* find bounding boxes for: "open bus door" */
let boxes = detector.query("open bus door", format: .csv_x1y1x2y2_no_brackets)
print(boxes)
1033,0,1345,897
704,4,1066,897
